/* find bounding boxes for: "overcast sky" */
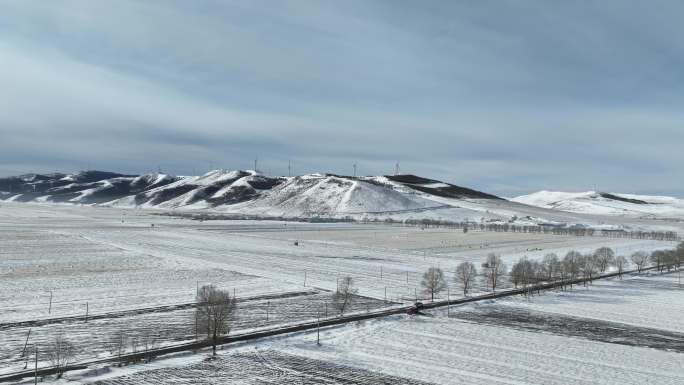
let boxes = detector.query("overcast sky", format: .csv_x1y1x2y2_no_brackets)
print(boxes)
1,1,683,197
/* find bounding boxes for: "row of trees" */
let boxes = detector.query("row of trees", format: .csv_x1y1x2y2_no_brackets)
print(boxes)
421,242,684,300
420,253,505,300
370,218,680,242
36,321,165,379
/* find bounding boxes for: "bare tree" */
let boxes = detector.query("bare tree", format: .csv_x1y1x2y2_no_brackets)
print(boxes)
48,334,75,378
421,267,446,301
614,255,628,279
455,262,477,296
579,254,598,286
631,251,649,273
482,253,507,292
511,258,541,295
129,336,140,357
141,328,158,363
650,250,669,273
664,250,675,271
663,250,678,271
332,276,357,315
532,260,545,294
511,258,527,287
108,329,128,367
510,258,526,289
593,247,615,273
650,250,662,272
541,253,559,282
196,285,237,356
563,251,582,289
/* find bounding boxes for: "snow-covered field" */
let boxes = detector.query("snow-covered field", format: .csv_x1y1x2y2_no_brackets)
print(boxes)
34,271,684,385
1,202,681,380
0,291,387,375
497,272,684,333
1,203,673,322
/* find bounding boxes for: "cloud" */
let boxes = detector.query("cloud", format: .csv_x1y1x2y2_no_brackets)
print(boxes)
1,0,683,196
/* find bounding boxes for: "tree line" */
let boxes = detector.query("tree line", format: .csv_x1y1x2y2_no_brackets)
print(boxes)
421,241,684,300
364,217,680,242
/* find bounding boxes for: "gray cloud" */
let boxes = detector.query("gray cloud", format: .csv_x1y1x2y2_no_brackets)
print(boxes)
1,0,683,197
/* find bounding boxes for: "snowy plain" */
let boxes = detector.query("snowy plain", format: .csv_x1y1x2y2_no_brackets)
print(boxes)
1,201,682,381
31,271,684,385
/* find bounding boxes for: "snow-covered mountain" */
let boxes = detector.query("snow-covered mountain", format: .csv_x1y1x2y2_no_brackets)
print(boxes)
2,171,683,231
0,170,508,220
512,190,684,219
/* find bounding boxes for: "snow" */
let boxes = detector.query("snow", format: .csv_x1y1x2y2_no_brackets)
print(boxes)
265,272,684,385
513,190,684,219
499,272,684,333
0,203,675,324
33,271,684,385
131,173,172,187
70,180,113,202
224,175,440,217
2,202,681,383
5,171,684,234
281,314,684,384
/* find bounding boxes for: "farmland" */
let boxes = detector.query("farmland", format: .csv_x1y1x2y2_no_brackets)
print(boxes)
93,351,433,385
28,271,684,385
264,271,684,385
0,202,680,380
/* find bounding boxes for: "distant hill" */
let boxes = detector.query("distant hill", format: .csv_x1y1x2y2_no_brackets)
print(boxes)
511,190,684,219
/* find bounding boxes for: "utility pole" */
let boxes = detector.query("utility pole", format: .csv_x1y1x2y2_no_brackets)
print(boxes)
316,313,321,345
34,345,38,385
288,160,292,177
266,301,270,322
447,288,450,317
48,291,52,315
254,157,258,173
21,329,31,358
353,163,357,177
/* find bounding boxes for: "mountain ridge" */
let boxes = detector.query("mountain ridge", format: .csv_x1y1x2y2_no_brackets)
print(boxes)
0,170,500,217
3,171,684,230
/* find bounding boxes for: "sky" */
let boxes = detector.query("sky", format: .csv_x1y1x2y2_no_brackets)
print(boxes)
1,0,683,197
